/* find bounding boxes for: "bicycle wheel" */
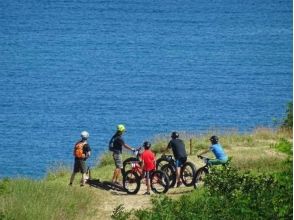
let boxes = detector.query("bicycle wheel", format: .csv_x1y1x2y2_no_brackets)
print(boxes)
123,170,141,194
180,162,197,187
194,167,209,188
156,158,169,170
150,170,170,194
122,157,139,175
161,164,176,188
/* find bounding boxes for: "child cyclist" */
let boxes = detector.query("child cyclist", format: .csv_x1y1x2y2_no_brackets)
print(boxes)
140,141,156,195
198,135,228,166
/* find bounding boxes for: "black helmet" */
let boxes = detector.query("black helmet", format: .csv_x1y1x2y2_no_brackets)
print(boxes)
210,135,219,144
143,141,151,149
171,131,179,139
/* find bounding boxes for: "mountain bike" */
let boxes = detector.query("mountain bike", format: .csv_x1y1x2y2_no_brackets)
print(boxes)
157,154,197,187
122,147,142,175
123,158,170,195
193,155,230,189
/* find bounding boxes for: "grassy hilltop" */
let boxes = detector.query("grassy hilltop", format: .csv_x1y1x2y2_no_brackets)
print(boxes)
0,127,292,220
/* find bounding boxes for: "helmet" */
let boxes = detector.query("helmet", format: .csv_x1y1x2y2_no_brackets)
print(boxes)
210,135,218,144
171,131,179,139
117,124,126,133
143,141,151,149
81,131,89,140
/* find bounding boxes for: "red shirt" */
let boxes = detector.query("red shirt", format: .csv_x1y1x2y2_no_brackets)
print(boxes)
141,149,156,171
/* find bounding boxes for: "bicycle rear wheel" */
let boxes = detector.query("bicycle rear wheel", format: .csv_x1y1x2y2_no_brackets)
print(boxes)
181,162,197,187
194,167,209,189
150,170,170,194
123,170,141,194
161,164,176,188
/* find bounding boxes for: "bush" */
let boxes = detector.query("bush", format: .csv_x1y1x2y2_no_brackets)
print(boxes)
271,138,292,155
114,164,292,220
282,102,293,129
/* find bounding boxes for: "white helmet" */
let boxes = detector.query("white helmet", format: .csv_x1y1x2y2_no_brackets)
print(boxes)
81,131,89,139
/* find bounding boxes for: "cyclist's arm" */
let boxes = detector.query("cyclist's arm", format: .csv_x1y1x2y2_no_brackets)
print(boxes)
198,149,210,156
123,143,134,151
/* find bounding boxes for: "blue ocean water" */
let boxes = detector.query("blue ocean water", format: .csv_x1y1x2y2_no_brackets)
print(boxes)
0,0,292,178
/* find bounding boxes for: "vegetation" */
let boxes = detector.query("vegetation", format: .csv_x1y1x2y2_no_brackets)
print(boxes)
282,101,293,129
112,138,293,220
0,125,292,219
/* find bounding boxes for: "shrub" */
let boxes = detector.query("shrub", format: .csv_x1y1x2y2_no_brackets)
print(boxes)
271,138,292,155
282,102,293,129
114,164,292,220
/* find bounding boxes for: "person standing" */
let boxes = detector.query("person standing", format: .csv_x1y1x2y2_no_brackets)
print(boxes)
69,131,91,186
165,131,187,187
140,141,156,195
109,124,134,184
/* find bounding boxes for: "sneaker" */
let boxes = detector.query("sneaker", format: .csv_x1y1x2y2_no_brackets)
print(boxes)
143,192,150,195
80,184,84,187
176,182,182,188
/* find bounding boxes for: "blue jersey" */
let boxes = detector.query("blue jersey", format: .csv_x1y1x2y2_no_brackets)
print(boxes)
210,144,228,160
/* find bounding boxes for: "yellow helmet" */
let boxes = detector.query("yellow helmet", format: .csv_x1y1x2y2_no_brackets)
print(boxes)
117,124,126,132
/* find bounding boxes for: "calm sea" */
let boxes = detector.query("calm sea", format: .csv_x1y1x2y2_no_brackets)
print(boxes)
0,0,292,178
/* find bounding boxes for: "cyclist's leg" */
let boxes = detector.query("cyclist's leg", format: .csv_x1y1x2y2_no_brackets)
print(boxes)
208,158,228,166
145,171,151,194
176,158,186,186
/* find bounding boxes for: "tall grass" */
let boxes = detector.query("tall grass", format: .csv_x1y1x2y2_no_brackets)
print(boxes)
0,179,98,220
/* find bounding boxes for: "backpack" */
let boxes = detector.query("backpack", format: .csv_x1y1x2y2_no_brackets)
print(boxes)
108,136,115,152
74,141,85,158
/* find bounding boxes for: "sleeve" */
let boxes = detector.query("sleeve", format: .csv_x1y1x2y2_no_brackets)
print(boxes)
119,137,125,146
86,144,91,152
167,141,172,149
209,145,213,151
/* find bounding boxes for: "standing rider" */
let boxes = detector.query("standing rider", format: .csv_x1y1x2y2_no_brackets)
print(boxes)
109,124,134,184
165,131,187,187
198,135,228,165
69,131,91,186
140,141,156,195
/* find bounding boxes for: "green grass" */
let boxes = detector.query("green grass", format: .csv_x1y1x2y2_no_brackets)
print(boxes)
0,127,292,220
0,179,98,220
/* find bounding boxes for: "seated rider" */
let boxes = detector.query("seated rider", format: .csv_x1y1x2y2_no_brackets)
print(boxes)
165,131,187,187
140,141,156,195
198,135,228,166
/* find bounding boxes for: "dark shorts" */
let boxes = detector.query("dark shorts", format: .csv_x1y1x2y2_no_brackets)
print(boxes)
113,153,123,169
73,158,87,173
176,157,187,168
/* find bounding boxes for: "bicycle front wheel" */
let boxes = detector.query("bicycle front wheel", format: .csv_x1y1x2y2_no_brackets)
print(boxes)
181,162,197,187
150,170,170,194
123,170,141,194
194,167,209,189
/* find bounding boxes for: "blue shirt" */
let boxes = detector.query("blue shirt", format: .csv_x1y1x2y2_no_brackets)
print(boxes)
210,144,228,160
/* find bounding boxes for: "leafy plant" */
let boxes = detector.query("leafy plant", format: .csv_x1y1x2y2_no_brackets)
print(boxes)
271,138,292,155
282,102,293,129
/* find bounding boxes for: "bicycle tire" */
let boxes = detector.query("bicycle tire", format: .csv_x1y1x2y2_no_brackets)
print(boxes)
160,164,176,188
193,167,209,189
150,170,170,194
156,158,169,170
180,161,197,187
122,170,141,194
122,157,139,174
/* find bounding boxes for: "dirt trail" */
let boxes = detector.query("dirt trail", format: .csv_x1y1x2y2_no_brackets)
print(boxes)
86,180,194,219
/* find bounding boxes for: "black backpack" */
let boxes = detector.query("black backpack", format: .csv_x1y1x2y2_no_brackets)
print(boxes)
108,136,115,152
